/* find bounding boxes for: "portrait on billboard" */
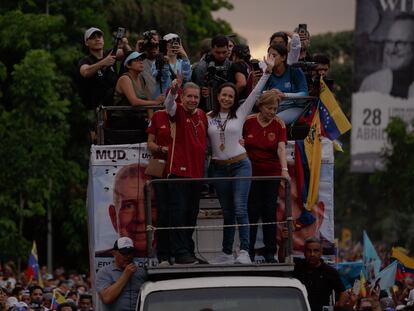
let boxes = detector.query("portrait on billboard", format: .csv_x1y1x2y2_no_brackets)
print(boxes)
351,0,414,172
359,14,414,98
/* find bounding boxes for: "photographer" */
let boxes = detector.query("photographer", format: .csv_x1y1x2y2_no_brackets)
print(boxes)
136,30,163,99
308,53,331,96
228,44,252,101
192,35,232,112
78,27,118,109
157,33,192,89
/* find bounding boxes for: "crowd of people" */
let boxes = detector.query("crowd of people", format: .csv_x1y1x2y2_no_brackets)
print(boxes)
78,24,332,265
76,24,341,311
0,261,92,311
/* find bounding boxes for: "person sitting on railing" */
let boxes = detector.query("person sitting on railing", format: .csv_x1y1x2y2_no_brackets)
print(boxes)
263,44,308,124
112,51,165,126
243,89,289,263
207,54,274,265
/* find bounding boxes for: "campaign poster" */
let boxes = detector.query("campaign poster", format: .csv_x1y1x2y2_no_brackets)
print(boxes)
87,144,154,271
279,138,335,255
351,0,414,172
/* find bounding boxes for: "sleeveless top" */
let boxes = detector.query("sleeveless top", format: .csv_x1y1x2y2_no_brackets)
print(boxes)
113,72,149,106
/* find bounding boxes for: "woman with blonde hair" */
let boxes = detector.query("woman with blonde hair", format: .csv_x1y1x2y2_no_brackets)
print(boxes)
243,89,289,263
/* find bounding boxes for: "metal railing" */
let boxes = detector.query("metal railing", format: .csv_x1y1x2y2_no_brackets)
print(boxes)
144,175,294,264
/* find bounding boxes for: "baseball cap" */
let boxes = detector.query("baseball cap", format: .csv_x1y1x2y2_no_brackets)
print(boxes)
163,33,179,41
113,237,134,254
7,297,18,307
123,51,147,67
84,27,103,42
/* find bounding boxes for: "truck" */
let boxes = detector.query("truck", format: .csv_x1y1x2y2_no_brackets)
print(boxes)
89,103,335,311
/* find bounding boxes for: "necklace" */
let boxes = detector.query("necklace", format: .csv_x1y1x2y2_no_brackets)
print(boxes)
217,113,229,151
190,114,201,137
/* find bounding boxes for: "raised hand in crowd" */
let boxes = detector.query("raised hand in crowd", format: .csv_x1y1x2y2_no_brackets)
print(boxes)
170,76,182,95
174,43,188,59
263,53,275,73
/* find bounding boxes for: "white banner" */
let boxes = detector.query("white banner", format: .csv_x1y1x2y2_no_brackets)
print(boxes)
351,93,414,171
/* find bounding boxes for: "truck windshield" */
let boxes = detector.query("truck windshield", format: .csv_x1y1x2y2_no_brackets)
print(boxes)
143,287,307,311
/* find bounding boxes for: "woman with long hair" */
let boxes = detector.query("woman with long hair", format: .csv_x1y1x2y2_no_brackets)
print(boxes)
264,44,308,124
207,54,274,265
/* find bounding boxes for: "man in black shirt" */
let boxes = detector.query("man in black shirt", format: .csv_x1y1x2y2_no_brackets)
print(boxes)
78,27,118,109
293,237,347,311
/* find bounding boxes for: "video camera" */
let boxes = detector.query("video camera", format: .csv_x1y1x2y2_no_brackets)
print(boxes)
291,61,334,95
111,27,126,55
204,54,228,87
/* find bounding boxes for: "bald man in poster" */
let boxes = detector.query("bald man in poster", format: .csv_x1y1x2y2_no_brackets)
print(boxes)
96,163,156,257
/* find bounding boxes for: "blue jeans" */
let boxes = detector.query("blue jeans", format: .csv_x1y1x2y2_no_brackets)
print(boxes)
209,157,251,254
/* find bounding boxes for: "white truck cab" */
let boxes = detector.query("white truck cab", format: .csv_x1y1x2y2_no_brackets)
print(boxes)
136,265,311,311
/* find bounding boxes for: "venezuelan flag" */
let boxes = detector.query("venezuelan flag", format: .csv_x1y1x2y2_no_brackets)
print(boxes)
391,247,414,280
294,107,322,225
26,241,44,287
319,78,351,140
51,289,66,310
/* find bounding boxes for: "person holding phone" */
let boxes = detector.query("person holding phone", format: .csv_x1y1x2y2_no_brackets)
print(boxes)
295,24,312,62
154,33,192,93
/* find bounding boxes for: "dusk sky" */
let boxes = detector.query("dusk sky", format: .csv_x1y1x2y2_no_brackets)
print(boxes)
213,0,356,58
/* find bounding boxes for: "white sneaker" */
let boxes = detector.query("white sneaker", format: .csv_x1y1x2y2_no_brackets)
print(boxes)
158,260,170,267
235,250,252,264
209,252,235,264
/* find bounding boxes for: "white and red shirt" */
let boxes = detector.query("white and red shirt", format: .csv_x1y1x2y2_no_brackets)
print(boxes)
243,114,287,176
164,92,207,178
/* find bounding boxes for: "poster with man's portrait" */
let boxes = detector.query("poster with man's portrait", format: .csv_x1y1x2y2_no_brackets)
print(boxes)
351,0,414,172
87,143,153,272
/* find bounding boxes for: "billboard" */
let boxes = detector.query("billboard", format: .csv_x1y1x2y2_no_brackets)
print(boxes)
351,0,414,172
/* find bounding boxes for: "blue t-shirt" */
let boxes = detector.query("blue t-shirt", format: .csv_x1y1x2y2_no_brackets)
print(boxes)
264,65,308,112
264,65,308,96
96,262,147,311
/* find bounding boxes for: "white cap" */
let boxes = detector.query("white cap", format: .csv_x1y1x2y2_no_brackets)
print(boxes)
113,237,134,251
163,33,179,41
6,297,18,307
84,27,103,42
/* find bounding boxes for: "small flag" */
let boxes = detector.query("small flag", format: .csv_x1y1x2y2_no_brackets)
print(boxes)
51,289,66,310
26,241,43,287
337,260,365,289
363,231,381,281
319,78,351,140
376,261,398,290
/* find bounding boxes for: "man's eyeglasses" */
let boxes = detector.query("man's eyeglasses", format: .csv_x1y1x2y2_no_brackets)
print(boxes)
384,39,414,49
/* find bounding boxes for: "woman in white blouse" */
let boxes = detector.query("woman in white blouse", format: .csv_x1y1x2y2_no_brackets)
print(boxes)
207,54,274,264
